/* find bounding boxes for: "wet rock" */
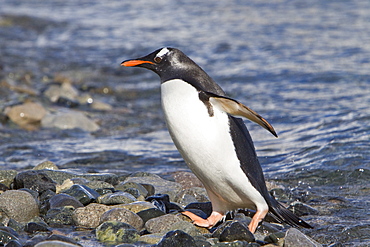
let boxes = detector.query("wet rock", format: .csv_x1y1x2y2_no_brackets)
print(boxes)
165,220,203,237
24,221,50,233
97,191,136,205
0,183,9,192
96,221,139,244
42,170,118,185
137,208,166,224
156,230,197,247
72,203,111,228
145,214,183,234
4,239,23,247
116,181,149,198
125,175,182,201
85,181,114,195
213,241,257,246
184,202,213,218
33,161,59,170
171,171,204,189
62,184,100,205
45,206,75,226
41,111,99,132
284,228,322,247
219,221,255,243
34,240,81,247
288,201,320,216
0,229,19,246
14,170,56,193
146,194,182,213
0,170,17,187
0,190,39,222
264,231,285,246
46,234,81,246
118,201,155,213
100,208,144,230
5,102,47,130
138,233,163,245
49,193,84,209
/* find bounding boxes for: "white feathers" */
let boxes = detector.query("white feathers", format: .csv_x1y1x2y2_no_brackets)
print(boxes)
156,47,170,58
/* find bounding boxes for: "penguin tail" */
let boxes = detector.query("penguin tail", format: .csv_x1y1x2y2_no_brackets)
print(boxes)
268,198,313,229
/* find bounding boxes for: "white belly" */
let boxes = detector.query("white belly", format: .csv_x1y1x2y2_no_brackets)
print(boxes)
161,79,267,212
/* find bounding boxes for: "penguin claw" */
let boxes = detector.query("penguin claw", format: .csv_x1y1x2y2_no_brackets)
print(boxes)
182,211,225,228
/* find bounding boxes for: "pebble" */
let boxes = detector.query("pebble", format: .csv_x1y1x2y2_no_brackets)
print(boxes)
96,221,140,244
33,161,59,170
45,206,75,226
72,203,111,228
284,228,322,247
100,208,144,230
136,208,166,224
0,170,17,188
219,221,255,243
145,214,183,234
41,111,99,132
5,102,47,130
34,240,81,247
48,193,84,209
62,184,100,205
0,190,39,222
98,191,137,205
156,230,197,247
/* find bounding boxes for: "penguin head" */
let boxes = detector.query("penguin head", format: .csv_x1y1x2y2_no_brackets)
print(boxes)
121,47,189,77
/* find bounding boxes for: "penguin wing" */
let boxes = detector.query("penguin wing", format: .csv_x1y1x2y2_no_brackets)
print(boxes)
208,94,278,137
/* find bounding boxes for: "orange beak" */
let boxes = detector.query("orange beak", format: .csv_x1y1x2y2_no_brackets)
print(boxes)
121,60,154,67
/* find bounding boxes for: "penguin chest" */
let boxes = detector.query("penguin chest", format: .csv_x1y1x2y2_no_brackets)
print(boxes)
161,79,267,211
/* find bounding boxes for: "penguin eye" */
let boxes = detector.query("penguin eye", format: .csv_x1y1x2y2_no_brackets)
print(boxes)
154,56,162,63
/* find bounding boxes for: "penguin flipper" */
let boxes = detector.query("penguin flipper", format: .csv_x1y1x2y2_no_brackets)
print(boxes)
209,95,278,137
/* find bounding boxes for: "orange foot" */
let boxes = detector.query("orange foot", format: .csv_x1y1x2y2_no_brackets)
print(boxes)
182,211,225,228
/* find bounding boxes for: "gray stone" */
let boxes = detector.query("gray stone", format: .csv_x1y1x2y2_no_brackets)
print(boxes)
288,201,320,216
100,208,144,230
137,208,166,224
72,203,111,228
45,206,75,226
145,214,183,234
5,102,47,130
49,193,84,209
97,191,136,205
34,240,81,247
0,170,17,187
42,170,118,185
116,182,148,197
96,221,139,244
41,111,99,132
0,229,19,246
284,228,322,247
219,221,255,243
24,221,50,233
0,190,39,222
14,170,56,193
62,184,100,205
33,161,59,170
171,171,204,189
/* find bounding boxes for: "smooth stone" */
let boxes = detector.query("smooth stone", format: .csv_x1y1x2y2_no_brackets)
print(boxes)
146,194,182,213
24,221,50,233
164,220,203,237
62,184,100,205
219,221,255,243
100,208,144,230
0,229,19,246
43,82,79,103
118,201,156,214
5,102,46,130
0,190,39,222
33,161,59,170
145,214,183,234
284,228,322,247
41,111,99,132
49,193,84,209
288,201,320,216
46,234,81,246
264,231,285,245
45,206,75,226
4,239,22,247
171,171,204,189
85,180,115,195
34,240,81,247
14,170,56,193
90,100,113,111
175,187,209,205
97,191,136,205
42,170,118,186
138,233,163,245
72,203,111,228
96,221,139,244
156,230,197,247
137,208,166,224
0,170,17,187
125,175,182,201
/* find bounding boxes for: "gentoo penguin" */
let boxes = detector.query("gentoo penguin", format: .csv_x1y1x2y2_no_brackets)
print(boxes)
121,47,312,233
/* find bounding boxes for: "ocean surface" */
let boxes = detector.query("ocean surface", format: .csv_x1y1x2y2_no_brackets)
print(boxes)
0,1,369,245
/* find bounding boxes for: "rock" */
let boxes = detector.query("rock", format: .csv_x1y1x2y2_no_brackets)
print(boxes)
0,229,19,246
90,100,113,111
115,181,149,198
175,187,209,205
0,190,39,222
44,82,79,103
156,230,197,247
97,191,136,205
138,233,163,245
34,240,81,247
5,102,47,130
219,221,255,243
145,214,183,234
184,202,213,218
62,184,100,205
13,170,56,193
24,221,50,233
284,228,322,247
42,170,118,185
118,201,155,213
213,241,256,246
146,194,182,213
72,203,111,228
171,171,204,189
4,239,23,247
46,234,81,246
137,208,166,224
0,170,17,187
41,111,99,132
96,221,139,244
264,231,285,246
49,193,84,209
125,175,182,201
85,181,114,195
288,201,319,216
45,206,75,226
164,220,203,237
34,161,59,170
100,208,144,230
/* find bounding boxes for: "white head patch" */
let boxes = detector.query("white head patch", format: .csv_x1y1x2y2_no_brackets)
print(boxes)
156,47,170,58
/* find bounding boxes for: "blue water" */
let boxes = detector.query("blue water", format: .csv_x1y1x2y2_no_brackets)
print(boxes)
1,1,370,245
